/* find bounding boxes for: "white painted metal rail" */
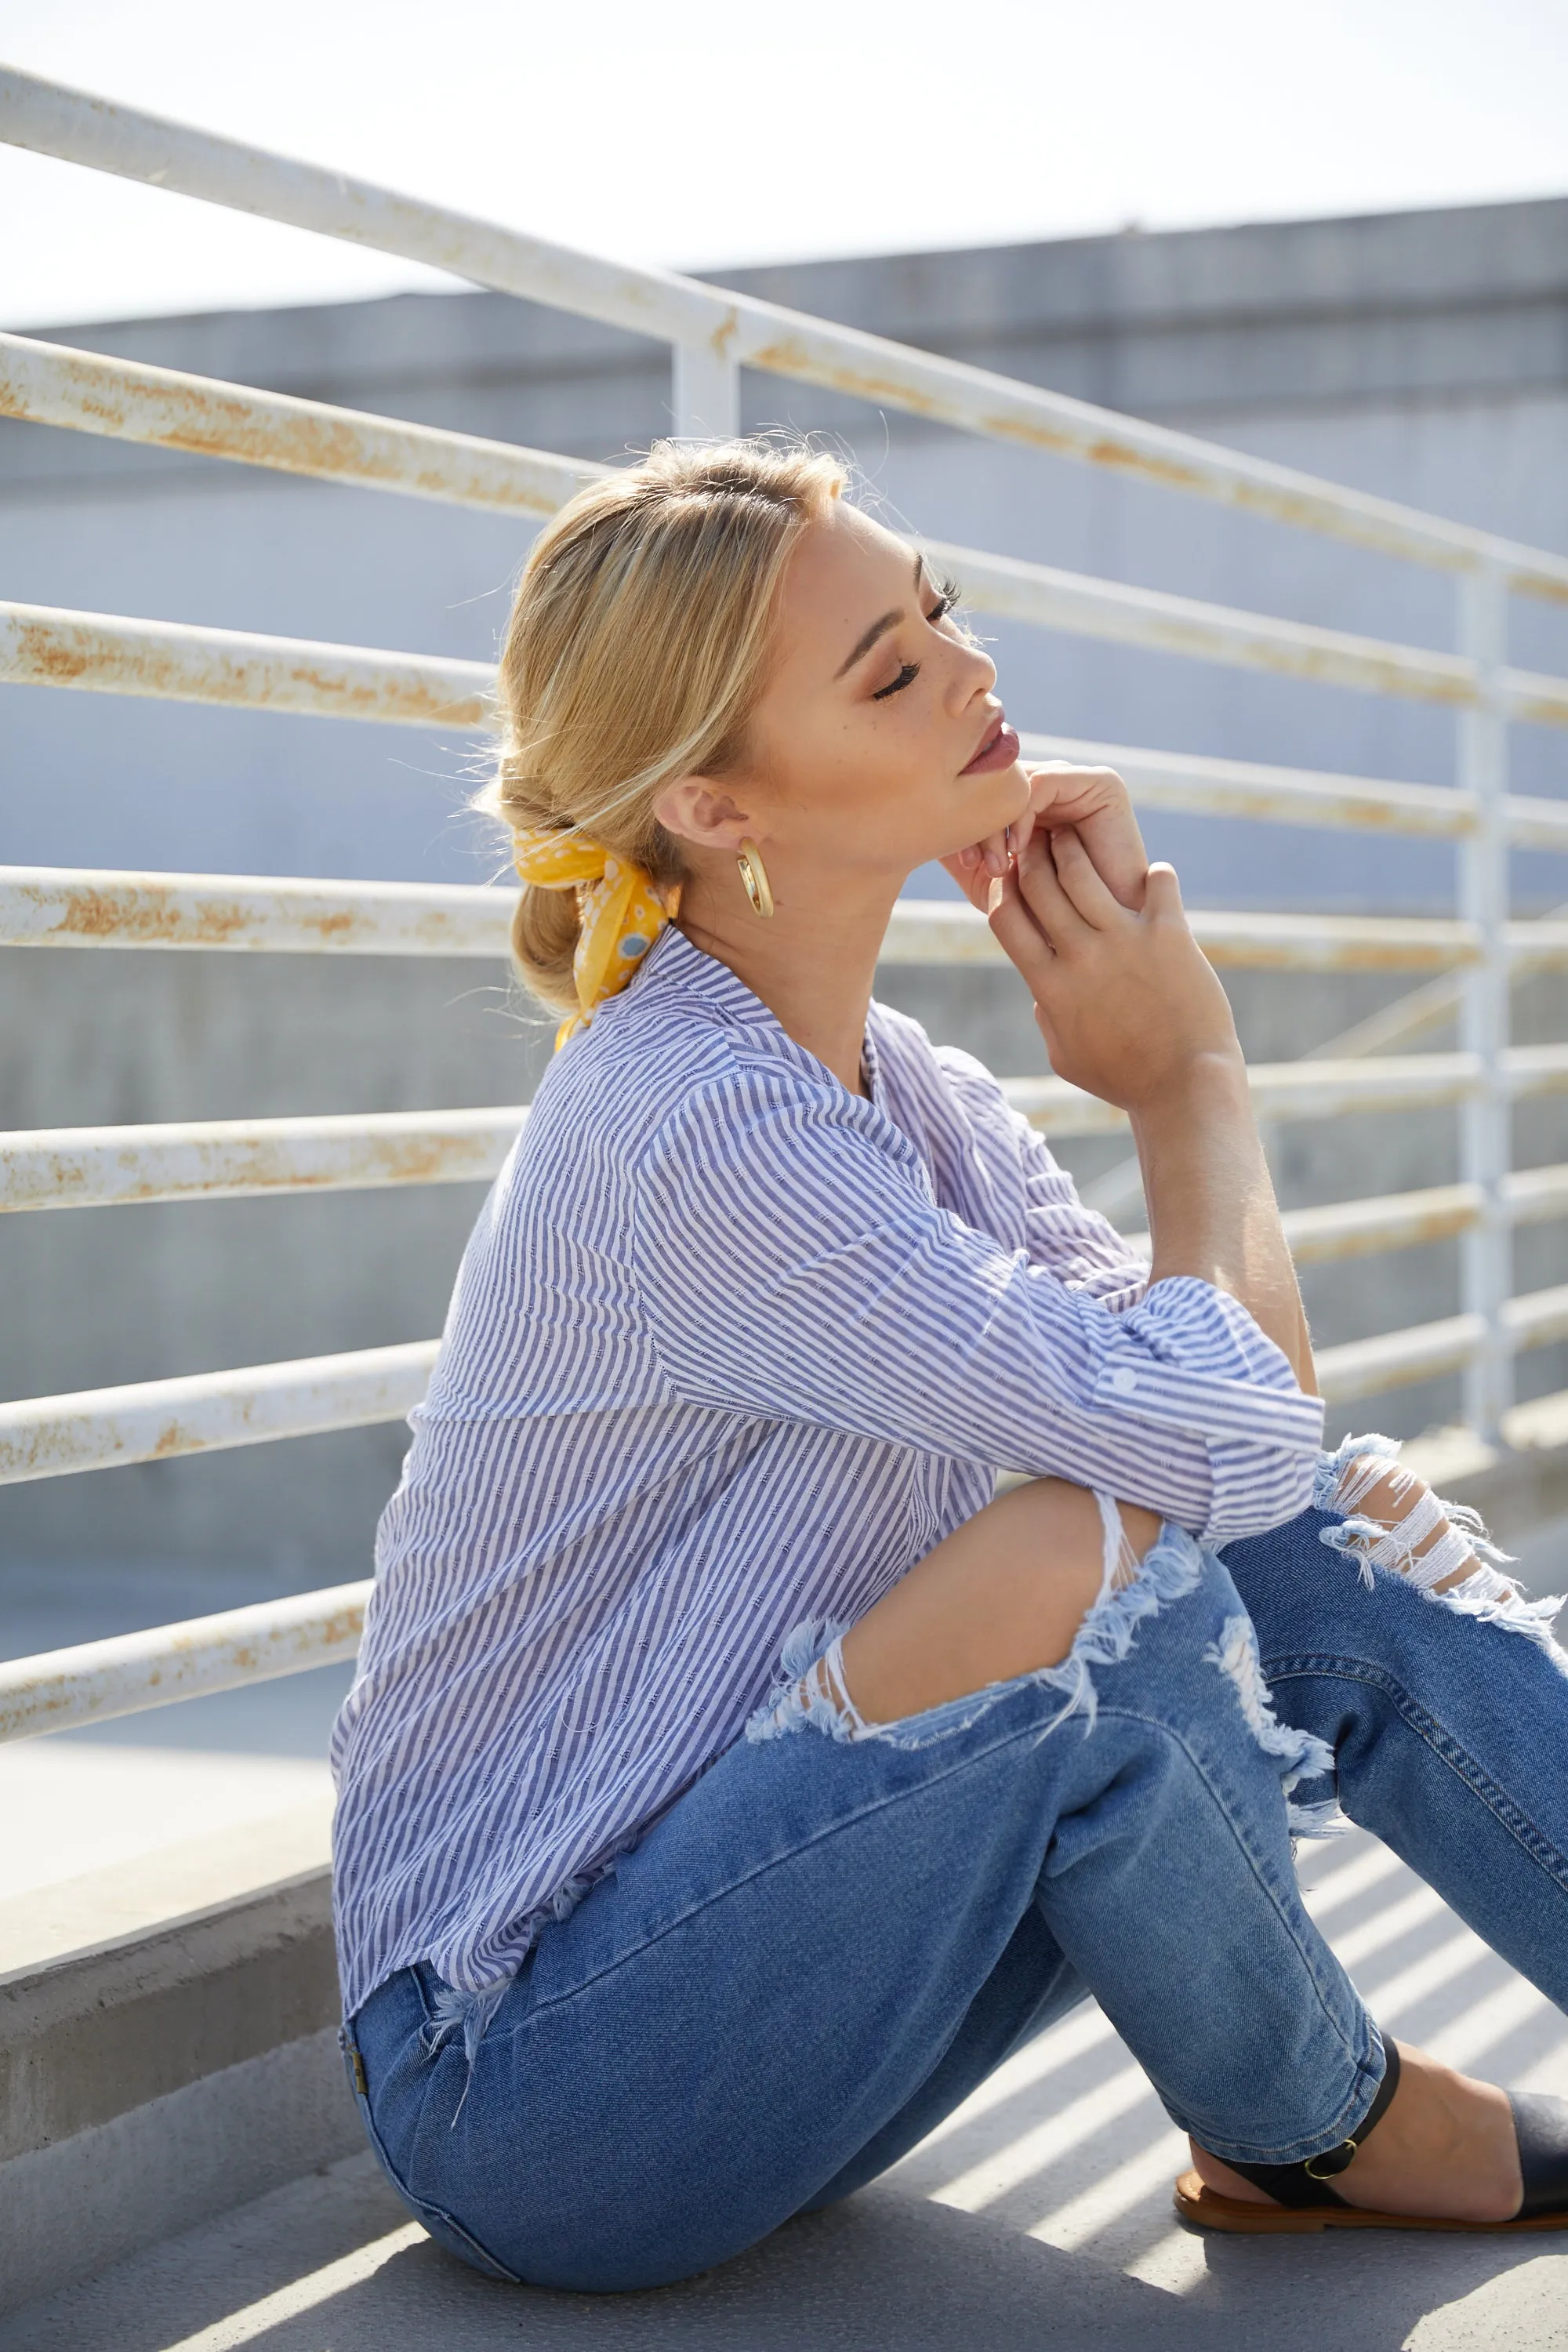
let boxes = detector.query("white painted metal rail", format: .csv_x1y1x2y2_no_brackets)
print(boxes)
8,864,1568,975
0,1583,370,1743
0,1108,530,1212
5,65,1568,597
0,1343,439,1484
2,64,1566,1736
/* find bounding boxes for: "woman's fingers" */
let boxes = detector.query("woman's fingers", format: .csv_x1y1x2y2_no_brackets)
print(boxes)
1142,862,1186,923
1025,762,1123,828
1025,762,1149,913
1014,829,1094,949
1046,825,1127,927
938,848,993,910
985,866,1056,989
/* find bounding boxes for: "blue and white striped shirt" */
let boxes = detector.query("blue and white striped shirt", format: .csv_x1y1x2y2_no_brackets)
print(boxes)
330,925,1324,2016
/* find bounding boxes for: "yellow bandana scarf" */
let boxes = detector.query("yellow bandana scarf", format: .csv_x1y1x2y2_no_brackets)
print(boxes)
512,827,671,1048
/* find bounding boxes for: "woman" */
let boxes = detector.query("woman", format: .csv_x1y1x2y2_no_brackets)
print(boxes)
331,440,1568,2291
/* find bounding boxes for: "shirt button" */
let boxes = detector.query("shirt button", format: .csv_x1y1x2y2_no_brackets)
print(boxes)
1109,1368,1138,1395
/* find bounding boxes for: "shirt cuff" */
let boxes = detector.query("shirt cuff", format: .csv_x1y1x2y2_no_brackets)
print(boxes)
1093,1274,1325,1542
1087,1354,1326,1454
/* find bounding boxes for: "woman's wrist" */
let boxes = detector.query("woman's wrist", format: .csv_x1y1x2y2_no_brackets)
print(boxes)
1127,1047,1252,1140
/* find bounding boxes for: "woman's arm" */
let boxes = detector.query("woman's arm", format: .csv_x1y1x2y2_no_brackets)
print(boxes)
984,826,1316,1396
1132,1057,1315,1395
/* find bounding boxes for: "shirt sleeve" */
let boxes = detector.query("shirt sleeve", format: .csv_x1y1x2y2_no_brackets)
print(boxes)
632,1064,1323,1544
1011,1103,1150,1305
930,1044,1149,1306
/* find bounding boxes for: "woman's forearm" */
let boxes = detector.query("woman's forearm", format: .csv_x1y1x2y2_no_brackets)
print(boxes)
1131,1054,1317,1394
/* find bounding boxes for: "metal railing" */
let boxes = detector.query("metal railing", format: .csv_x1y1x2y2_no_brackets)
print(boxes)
2,63,1566,1741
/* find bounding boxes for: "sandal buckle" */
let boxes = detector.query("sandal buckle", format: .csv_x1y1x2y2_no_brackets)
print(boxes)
1304,2139,1359,2181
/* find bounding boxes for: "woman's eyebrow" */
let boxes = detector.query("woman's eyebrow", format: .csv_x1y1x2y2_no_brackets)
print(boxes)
833,550,926,680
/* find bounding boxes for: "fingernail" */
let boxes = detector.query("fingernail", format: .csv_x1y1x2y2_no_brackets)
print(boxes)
985,849,1006,877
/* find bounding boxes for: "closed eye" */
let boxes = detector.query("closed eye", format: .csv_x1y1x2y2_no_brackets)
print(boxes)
871,577,964,700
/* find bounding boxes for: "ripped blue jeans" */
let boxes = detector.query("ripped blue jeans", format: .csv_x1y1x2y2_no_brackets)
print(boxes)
341,1443,1568,2292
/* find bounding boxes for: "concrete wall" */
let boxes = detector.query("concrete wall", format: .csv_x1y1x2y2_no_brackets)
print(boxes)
2,198,1567,1577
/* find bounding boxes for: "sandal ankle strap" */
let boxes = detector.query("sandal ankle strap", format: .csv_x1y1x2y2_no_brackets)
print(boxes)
1218,2037,1402,2211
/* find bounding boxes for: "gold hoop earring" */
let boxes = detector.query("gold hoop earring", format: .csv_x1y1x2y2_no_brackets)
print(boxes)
736,840,775,920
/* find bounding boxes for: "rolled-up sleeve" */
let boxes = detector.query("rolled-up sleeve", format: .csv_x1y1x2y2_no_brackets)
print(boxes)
934,1045,1149,1308
633,1066,1323,1544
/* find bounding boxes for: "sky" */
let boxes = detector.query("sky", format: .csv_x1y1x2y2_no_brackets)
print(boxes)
0,0,1565,328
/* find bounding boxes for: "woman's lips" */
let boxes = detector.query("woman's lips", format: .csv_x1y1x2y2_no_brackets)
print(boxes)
960,720,1021,776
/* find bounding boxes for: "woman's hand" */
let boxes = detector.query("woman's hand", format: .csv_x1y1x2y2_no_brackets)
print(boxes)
942,763,1149,913
989,826,1240,1114
966,819,1316,1392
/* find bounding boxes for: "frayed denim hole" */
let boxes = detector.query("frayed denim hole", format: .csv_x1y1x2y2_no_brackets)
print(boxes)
758,1514,1206,1757
1287,1796,1352,1838
419,1974,514,2126
1205,1612,1338,1795
1412,1570,1568,1673
1313,1430,1401,1513
1316,1440,1568,1676
746,1617,855,1744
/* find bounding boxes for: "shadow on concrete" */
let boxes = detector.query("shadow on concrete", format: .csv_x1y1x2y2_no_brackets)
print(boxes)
8,2147,1566,2352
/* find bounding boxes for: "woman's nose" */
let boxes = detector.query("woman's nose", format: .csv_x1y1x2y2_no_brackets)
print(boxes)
950,637,997,707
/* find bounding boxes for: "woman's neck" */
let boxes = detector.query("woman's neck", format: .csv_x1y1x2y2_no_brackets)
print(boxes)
676,866,898,1099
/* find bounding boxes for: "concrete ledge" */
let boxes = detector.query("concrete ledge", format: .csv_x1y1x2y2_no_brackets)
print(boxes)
0,1808,357,2314
0,1867,336,2159
0,2027,358,2315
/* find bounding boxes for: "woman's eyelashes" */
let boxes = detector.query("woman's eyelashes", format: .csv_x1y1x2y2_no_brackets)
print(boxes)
870,579,964,701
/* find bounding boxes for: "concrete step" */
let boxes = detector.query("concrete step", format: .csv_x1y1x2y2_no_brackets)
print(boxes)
3,1830,1566,2351
0,1799,354,2315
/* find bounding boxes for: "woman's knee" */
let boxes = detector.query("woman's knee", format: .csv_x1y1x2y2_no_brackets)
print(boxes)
834,1477,1164,1729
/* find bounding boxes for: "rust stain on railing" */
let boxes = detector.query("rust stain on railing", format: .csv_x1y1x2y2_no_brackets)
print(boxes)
0,868,518,956
46,880,306,947
0,1109,525,1210
1,604,492,728
1282,1185,1482,1264
0,1341,438,1483
34,878,362,949
0,332,607,516
0,1581,372,1740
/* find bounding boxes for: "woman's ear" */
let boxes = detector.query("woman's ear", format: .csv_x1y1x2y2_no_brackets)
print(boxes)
652,775,754,852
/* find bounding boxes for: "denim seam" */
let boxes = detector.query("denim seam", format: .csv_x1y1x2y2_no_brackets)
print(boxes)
1086,1700,1380,2107
510,1695,1384,2160
1077,1721,1385,2164
358,1976,527,2283
352,2066,525,2284
1261,1652,1568,1898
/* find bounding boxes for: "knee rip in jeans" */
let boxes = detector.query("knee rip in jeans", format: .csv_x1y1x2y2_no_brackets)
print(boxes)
745,1492,1203,1753
1314,1430,1566,1673
1204,1612,1342,1837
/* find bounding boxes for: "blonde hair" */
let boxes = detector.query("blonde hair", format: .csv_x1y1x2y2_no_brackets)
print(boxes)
478,437,847,1018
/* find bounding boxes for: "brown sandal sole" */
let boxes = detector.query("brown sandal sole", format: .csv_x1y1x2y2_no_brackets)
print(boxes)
1174,2169,1568,2235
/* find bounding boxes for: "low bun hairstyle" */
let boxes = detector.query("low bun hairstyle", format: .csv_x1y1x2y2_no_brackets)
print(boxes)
476,437,847,1019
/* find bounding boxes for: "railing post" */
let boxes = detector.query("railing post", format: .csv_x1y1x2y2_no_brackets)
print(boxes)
672,341,740,440
1457,560,1512,1441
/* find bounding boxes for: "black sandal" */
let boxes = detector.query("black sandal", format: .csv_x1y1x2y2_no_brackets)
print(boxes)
1174,2042,1568,2234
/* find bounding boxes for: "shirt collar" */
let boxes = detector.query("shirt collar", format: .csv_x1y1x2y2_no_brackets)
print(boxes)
622,923,882,1105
